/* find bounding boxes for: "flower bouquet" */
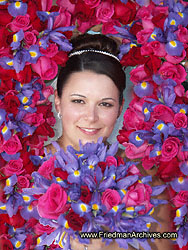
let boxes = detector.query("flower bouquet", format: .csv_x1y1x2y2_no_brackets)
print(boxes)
17,138,167,250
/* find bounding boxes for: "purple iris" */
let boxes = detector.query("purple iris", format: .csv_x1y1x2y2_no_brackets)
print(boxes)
148,28,166,43
174,204,187,225
171,177,188,192
37,11,59,22
10,29,24,50
13,49,30,73
165,31,184,56
134,81,154,98
0,57,14,70
8,1,28,17
0,109,6,126
28,45,42,64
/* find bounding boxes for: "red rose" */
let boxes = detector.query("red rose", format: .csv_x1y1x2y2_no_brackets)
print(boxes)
121,47,147,67
35,122,55,138
117,129,135,144
152,13,167,29
97,161,107,173
51,51,68,67
83,0,101,8
20,152,35,175
73,1,95,22
54,168,69,180
15,65,32,84
34,223,55,236
144,55,162,76
0,5,13,27
129,23,143,36
65,209,86,231
9,210,25,228
0,238,13,250
4,94,20,116
156,158,181,182
40,43,58,58
80,186,92,204
113,0,136,25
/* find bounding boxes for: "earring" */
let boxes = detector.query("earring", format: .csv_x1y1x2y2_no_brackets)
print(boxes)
57,112,62,119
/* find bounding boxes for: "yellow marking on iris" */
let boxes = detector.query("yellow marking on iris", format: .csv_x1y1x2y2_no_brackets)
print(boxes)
151,33,156,40
29,51,37,57
37,237,41,245
74,170,80,176
56,177,62,182
138,180,142,183
0,0,8,3
68,196,71,202
39,156,43,159
141,81,147,89
0,205,6,210
13,227,16,232
89,165,94,169
136,135,142,141
22,96,28,104
126,207,134,212
27,204,33,212
59,231,66,248
6,178,11,187
15,1,21,8
46,11,50,14
170,41,177,47
170,20,176,25
13,34,17,42
76,154,83,158
39,41,42,46
121,189,126,195
24,105,29,110
80,204,87,212
156,151,161,156
92,204,99,210
144,107,149,114
180,109,186,114
176,209,181,217
7,61,13,66
178,12,183,18
2,125,8,134
149,207,154,215
157,123,164,130
178,177,184,184
146,223,151,228
15,241,21,248
64,220,69,229
113,174,116,180
23,195,30,202
130,43,137,48
113,206,119,212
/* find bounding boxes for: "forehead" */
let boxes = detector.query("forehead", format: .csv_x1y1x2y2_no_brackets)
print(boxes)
62,70,119,98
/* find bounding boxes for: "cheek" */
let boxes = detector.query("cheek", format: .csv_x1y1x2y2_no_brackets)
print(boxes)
61,105,81,127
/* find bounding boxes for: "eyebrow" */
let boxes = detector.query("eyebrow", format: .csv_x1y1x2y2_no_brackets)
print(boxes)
70,94,116,102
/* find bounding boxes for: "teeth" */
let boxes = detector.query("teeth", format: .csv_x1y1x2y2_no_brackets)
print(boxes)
81,128,97,132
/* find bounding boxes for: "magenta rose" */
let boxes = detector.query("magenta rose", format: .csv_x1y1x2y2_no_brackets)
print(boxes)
24,31,38,48
161,137,180,161
37,183,67,220
83,0,101,8
40,43,58,58
122,183,153,214
125,142,152,159
105,156,117,167
96,1,114,23
17,175,30,189
175,25,188,43
102,19,121,34
173,113,187,129
141,41,166,57
53,8,71,28
23,113,45,126
4,159,24,176
172,191,188,207
165,49,186,64
38,157,55,180
31,57,58,80
101,189,121,212
136,29,153,45
2,135,22,155
151,104,175,123
34,223,55,235
129,65,149,84
158,62,187,84
7,14,31,32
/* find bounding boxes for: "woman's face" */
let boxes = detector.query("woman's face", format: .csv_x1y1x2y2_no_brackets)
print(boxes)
55,70,123,150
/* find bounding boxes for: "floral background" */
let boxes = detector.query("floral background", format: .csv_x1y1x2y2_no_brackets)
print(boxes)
0,0,188,249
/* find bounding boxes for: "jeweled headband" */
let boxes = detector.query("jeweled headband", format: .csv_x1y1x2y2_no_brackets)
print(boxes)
69,49,120,62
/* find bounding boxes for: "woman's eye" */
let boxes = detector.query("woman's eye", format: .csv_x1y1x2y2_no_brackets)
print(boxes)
71,99,85,104
99,102,113,107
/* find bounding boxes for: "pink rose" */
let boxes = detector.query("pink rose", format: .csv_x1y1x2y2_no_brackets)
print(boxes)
175,84,185,97
37,183,67,220
158,62,187,84
38,157,55,180
105,156,117,167
34,223,55,235
56,0,75,14
172,191,188,207
136,29,153,45
141,41,166,57
124,142,152,159
4,159,24,176
7,14,31,32
101,189,121,212
17,175,30,189
40,43,58,58
31,57,58,80
2,135,22,155
130,65,150,84
96,1,114,23
161,137,180,161
175,25,188,43
53,7,71,28
173,113,187,129
84,0,101,8
122,182,153,214
23,113,45,126
127,164,141,175
142,156,160,170
151,104,175,123
24,31,38,48
102,19,121,34
165,49,186,64
136,6,154,30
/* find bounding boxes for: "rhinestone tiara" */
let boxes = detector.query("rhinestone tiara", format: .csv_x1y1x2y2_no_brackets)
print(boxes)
69,49,120,62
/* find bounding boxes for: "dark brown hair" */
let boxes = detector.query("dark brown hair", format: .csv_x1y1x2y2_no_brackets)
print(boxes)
57,34,126,104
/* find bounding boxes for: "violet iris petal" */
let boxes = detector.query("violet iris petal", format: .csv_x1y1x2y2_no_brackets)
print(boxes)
149,143,162,158
176,223,188,248
36,11,59,22
11,29,24,50
28,45,42,64
148,28,166,43
151,185,167,196
152,120,169,140
174,204,187,225
162,85,176,107
20,204,40,220
0,57,14,70
165,39,184,56
113,25,136,41
8,1,28,17
134,81,154,98
4,174,17,195
13,49,30,73
173,2,188,26
0,0,8,5
116,175,138,189
1,152,20,161
170,177,188,192
106,141,119,156
136,0,150,6
6,193,24,217
142,103,153,122
71,201,91,217
0,109,6,126
98,176,116,191
180,161,188,175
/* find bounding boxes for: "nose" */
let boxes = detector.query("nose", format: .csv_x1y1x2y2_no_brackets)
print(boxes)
84,105,99,123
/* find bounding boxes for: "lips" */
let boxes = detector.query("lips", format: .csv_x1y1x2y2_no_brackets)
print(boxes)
78,127,101,135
